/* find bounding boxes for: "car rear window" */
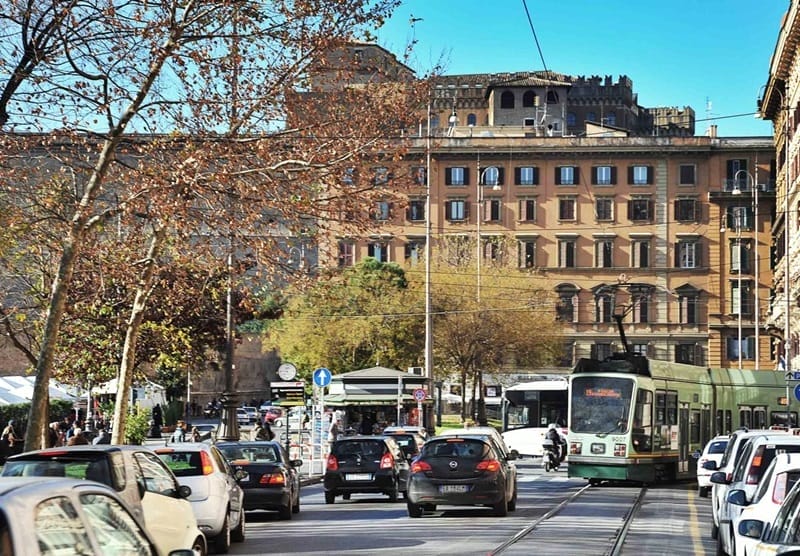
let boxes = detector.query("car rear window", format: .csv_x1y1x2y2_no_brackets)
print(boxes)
333,440,386,457
707,440,728,454
422,439,489,458
387,434,417,450
218,445,279,464
157,451,205,477
2,456,115,488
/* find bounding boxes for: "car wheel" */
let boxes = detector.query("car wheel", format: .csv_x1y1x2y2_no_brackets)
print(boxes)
325,491,336,504
388,480,399,502
191,535,206,556
407,501,423,518
278,501,292,520
715,533,725,556
231,507,245,543
292,490,300,514
214,514,231,554
342,493,351,500
423,504,436,512
275,419,283,427
699,486,709,498
493,496,508,517
711,521,719,540
508,488,518,512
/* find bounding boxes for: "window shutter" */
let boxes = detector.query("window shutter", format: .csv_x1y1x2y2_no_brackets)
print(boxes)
674,242,681,267
497,168,505,185
464,202,470,219
693,200,700,222
695,242,702,267
388,202,394,218
404,243,411,259
532,167,539,185
572,295,579,322
610,167,617,185
626,200,633,220
574,167,581,184
647,200,654,219
444,201,452,219
591,168,598,185
445,168,452,185
555,167,562,185
463,168,470,185
482,200,490,222
368,244,375,257
514,167,521,185
627,166,634,184
406,206,411,220
673,199,680,219
590,344,597,359
518,199,525,219
647,166,654,184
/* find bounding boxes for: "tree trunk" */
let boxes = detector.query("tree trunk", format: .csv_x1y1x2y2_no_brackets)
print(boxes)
111,227,165,444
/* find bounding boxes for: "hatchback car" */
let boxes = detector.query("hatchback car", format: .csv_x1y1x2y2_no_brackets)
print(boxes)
1,445,206,556
697,435,729,497
236,408,249,426
737,477,800,556
0,477,195,555
217,440,302,519
406,434,518,518
728,452,800,556
382,430,426,461
324,435,409,504
155,443,245,553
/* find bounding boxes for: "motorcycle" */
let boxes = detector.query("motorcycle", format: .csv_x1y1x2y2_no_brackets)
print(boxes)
542,438,560,472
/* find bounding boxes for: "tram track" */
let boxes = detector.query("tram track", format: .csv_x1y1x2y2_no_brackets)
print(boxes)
488,484,647,556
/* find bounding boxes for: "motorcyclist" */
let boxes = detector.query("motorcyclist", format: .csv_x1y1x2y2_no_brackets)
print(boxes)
546,423,563,463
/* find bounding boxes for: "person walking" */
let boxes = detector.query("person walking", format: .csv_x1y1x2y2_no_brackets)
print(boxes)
170,420,187,443
67,427,89,445
1,420,22,461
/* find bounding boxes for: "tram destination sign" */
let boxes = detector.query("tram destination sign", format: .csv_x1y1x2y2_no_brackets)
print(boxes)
271,381,306,406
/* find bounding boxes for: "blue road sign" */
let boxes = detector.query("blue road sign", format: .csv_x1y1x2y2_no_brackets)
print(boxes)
313,367,332,388
794,383,800,402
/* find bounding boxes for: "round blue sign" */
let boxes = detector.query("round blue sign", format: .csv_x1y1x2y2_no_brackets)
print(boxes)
313,367,332,388
794,383,800,402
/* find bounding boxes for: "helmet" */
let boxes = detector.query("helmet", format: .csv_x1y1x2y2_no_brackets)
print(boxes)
7,420,15,426
548,423,556,430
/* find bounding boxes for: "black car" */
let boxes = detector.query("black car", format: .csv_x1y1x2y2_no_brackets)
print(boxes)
406,435,518,518
382,430,426,461
324,435,409,504
216,440,302,519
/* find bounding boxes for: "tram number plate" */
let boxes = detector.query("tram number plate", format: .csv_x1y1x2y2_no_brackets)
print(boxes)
439,485,469,494
345,473,373,481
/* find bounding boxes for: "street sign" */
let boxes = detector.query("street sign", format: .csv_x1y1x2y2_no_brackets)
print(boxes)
313,367,332,388
271,381,305,406
793,372,800,381
794,383,800,402
413,388,426,402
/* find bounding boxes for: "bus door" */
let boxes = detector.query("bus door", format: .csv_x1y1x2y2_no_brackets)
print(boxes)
679,403,689,473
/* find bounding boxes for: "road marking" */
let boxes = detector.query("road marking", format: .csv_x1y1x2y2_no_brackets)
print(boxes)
688,488,706,555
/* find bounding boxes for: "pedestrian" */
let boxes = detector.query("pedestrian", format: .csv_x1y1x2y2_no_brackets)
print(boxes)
1,420,22,458
189,426,201,442
67,427,89,445
170,420,186,443
328,417,340,444
251,422,269,441
47,422,62,448
92,429,110,445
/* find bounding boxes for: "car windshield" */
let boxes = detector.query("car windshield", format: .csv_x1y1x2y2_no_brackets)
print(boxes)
422,439,488,459
2,455,115,488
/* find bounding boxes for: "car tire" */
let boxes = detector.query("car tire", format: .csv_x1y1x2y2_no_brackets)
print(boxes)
388,480,399,502
493,496,508,517
699,486,709,498
278,501,292,520
325,491,336,504
711,521,719,540
407,501,423,518
292,490,300,514
231,508,245,543
191,535,207,556
423,504,436,511
715,533,725,556
275,419,283,428
342,493,351,500
508,488,518,512
214,514,231,554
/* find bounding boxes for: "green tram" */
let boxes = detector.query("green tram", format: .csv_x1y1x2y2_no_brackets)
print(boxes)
566,353,795,485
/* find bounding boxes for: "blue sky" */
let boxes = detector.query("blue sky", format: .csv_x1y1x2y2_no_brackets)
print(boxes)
375,0,789,137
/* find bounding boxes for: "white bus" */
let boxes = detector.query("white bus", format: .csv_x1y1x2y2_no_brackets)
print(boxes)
500,376,569,458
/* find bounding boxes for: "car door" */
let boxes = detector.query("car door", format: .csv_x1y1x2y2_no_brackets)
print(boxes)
132,451,196,554
211,446,244,517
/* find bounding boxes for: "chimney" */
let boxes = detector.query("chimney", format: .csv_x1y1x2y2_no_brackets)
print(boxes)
706,124,718,138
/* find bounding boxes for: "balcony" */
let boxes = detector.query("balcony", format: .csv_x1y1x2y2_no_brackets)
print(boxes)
708,179,776,202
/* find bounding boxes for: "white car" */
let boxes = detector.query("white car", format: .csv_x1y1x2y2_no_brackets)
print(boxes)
729,452,800,556
156,443,246,554
697,435,729,497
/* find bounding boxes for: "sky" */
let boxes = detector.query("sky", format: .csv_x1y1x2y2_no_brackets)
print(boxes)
374,0,789,137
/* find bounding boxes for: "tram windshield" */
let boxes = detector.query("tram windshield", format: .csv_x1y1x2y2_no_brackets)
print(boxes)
570,376,634,434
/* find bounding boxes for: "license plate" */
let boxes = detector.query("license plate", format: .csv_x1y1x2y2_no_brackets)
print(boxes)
345,473,373,481
439,485,469,494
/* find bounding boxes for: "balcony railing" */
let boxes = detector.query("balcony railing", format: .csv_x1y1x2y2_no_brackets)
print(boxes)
721,178,777,193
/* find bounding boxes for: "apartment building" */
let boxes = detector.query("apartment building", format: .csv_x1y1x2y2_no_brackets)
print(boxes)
314,44,777,371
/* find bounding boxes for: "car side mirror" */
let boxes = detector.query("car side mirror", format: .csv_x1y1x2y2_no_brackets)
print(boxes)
177,484,192,499
691,450,701,459
234,469,248,480
726,489,748,506
290,459,303,468
709,471,729,485
702,460,718,471
738,519,764,540
509,449,520,460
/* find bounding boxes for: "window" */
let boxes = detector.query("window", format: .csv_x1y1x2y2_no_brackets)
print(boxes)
595,239,613,268
80,493,151,553
628,198,653,221
679,294,699,324
522,90,537,107
558,239,576,268
726,205,754,230
467,113,477,126
591,343,613,360
338,241,354,267
632,239,650,268
730,239,750,273
372,201,391,221
731,281,751,315
445,167,469,186
445,199,468,221
679,164,696,185
405,240,425,264
373,167,391,186
35,497,93,554
555,287,579,322
515,166,539,185
727,336,756,361
411,166,426,185
559,197,576,220
368,242,389,262
632,295,649,323
675,240,700,269
407,199,425,221
587,111,596,122
629,165,653,185
518,238,537,268
676,344,699,365
567,112,577,127
631,343,649,356
500,91,515,109
592,165,616,186
482,237,504,263
480,166,504,186
556,166,579,185
595,197,613,221
519,198,537,221
482,198,502,222
343,167,357,186
595,293,614,323
603,112,617,126
675,199,699,222
726,159,749,190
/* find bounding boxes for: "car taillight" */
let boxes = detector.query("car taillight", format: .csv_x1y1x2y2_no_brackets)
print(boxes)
475,459,501,473
380,452,394,470
411,460,432,473
746,446,765,485
259,472,286,485
200,450,214,476
326,454,338,471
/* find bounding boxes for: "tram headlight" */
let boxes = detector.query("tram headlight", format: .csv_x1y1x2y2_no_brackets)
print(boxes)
570,442,582,455
614,443,627,457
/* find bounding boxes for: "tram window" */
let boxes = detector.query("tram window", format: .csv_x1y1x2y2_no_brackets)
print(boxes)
690,410,701,444
701,408,711,443
740,408,752,429
754,407,767,429
666,391,678,425
655,391,666,426
632,389,653,452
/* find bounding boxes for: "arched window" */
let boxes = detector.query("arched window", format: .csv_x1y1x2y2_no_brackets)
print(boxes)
500,91,515,109
522,91,537,107
467,113,477,126
546,91,559,104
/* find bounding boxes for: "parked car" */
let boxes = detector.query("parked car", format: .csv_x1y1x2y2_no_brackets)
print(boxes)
155,443,246,553
236,408,249,426
216,440,303,519
406,434,518,517
696,435,729,497
0,445,206,556
728,452,800,556
711,432,800,556
737,476,800,555
324,435,410,504
241,406,258,423
382,429,426,461
0,477,196,555
260,406,284,425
